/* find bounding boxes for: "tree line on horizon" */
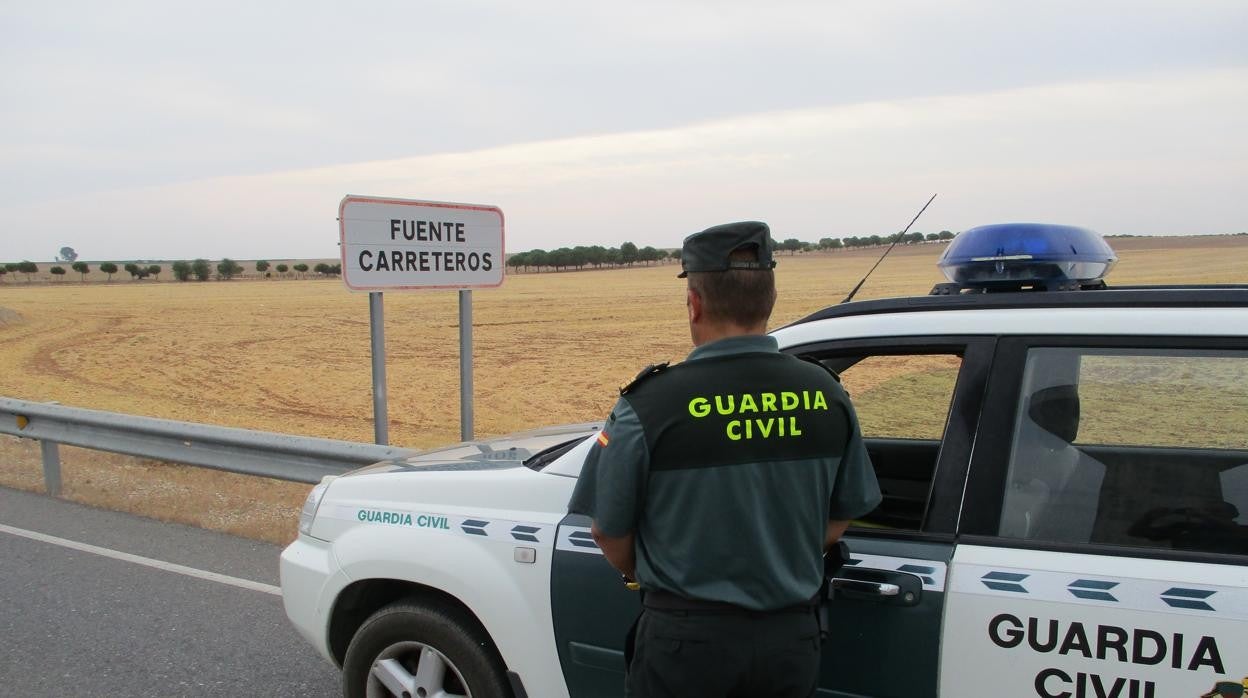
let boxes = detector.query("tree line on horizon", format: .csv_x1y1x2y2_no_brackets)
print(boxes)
9,230,1241,283
0,232,958,280
506,231,959,272
0,259,342,283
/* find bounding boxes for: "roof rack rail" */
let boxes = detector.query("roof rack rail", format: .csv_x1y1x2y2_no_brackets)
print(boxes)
786,285,1248,328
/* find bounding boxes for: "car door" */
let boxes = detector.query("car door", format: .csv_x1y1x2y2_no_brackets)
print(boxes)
945,337,1248,697
551,511,642,696
803,337,992,697
550,336,994,698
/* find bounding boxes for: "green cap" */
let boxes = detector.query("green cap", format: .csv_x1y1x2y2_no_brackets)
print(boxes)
678,221,776,278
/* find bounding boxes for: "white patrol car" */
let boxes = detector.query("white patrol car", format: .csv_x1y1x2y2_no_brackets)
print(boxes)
281,224,1248,698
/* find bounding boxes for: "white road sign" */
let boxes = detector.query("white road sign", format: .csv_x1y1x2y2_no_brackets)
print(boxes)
339,195,505,291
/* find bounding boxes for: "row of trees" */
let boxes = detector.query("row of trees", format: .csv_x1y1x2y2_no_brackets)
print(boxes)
829,230,955,249
0,259,342,282
506,242,675,272
504,231,959,272
6,230,961,282
770,231,955,254
167,259,340,281
1,261,41,282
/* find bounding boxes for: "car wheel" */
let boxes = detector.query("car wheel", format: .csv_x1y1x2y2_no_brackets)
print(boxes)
342,600,511,698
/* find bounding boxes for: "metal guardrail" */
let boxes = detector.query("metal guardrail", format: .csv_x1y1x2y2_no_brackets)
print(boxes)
0,397,419,494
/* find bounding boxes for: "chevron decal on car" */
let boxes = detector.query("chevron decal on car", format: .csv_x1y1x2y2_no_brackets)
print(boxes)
950,561,1248,620
981,571,1030,593
555,534,950,592
1161,587,1217,612
843,553,948,592
898,564,938,587
448,516,552,544
1068,579,1119,602
567,530,598,548
511,525,541,542
556,526,603,555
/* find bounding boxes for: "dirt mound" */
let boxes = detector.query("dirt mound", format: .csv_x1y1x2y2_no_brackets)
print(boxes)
0,307,23,326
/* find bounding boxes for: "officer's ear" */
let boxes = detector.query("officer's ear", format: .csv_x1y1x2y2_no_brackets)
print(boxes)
687,286,703,324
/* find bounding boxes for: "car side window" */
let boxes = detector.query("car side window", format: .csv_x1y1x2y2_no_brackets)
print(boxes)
837,355,962,440
998,347,1248,555
820,352,963,530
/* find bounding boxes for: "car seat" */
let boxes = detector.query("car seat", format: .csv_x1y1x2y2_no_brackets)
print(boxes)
1000,385,1106,542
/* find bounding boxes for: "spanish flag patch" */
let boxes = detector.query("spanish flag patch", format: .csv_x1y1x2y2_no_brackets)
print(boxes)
596,431,610,447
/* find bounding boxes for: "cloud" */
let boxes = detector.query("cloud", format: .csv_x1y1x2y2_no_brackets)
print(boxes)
2,68,1245,260
5,0,1245,207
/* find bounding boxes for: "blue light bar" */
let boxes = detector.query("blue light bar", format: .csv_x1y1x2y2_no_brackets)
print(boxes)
937,223,1117,290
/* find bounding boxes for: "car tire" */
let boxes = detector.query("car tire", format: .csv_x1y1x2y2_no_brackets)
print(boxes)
342,599,512,698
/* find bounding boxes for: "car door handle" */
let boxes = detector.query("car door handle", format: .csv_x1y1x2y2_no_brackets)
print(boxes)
831,577,901,597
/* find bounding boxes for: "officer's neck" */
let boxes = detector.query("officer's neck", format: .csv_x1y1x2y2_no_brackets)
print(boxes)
691,321,768,347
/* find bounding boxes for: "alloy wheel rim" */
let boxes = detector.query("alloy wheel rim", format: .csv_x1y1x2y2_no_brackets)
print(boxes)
366,640,471,698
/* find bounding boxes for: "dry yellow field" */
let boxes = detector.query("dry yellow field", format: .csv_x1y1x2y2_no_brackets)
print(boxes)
2,235,1246,542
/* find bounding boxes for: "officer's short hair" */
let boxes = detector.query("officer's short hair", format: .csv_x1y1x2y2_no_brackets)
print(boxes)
687,246,777,327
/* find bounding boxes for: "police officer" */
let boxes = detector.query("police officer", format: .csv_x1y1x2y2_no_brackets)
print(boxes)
568,221,882,698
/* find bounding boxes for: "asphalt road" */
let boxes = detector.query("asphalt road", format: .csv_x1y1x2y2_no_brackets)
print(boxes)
0,485,341,697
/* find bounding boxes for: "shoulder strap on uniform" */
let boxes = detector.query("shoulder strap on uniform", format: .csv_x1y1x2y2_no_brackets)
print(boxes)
620,361,670,395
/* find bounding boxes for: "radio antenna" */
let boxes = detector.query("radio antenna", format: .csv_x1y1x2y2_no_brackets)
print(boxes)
841,193,937,303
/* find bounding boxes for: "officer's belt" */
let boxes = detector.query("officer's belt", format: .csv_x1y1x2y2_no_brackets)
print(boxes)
643,589,819,616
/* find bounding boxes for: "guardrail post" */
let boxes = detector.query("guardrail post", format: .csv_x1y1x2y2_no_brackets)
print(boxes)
40,440,62,496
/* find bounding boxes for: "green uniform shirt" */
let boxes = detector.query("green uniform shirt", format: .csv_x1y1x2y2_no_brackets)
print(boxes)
568,335,881,611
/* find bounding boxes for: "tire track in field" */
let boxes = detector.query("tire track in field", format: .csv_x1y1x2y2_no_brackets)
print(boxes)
254,386,375,425
12,314,365,431
20,315,125,392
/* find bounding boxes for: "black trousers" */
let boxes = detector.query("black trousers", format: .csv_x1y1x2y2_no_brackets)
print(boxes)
626,606,822,698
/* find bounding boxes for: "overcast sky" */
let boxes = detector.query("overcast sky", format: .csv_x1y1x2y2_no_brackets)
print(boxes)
2,1,1245,262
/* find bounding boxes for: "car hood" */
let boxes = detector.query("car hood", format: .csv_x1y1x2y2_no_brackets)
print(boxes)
343,422,602,477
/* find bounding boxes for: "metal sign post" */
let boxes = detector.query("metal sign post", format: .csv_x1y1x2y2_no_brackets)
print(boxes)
338,196,504,445
459,290,473,441
368,291,388,445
